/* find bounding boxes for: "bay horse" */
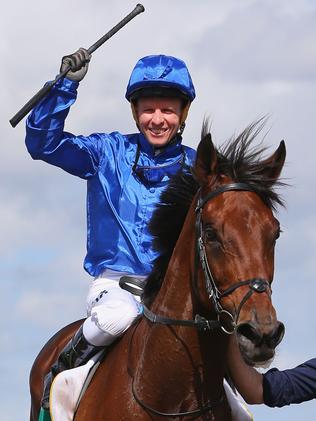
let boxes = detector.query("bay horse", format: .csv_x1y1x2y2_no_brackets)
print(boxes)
30,121,286,420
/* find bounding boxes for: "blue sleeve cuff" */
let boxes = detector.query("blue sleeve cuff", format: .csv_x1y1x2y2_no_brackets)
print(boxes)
54,77,79,93
263,368,282,407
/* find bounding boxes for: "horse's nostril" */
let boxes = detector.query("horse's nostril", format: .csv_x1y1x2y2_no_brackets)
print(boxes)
237,321,285,349
267,321,285,348
237,323,262,346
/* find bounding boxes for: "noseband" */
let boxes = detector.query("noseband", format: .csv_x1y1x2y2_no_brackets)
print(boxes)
143,182,272,334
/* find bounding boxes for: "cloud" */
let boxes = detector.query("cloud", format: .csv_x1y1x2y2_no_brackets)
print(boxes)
15,289,86,328
192,0,316,83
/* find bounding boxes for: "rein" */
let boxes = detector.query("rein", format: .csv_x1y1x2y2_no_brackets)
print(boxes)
132,378,224,418
126,311,225,419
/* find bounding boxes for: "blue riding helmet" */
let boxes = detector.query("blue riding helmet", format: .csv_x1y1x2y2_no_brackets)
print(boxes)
125,55,196,103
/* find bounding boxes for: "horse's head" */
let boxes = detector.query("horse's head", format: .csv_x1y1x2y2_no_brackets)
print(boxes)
193,121,286,365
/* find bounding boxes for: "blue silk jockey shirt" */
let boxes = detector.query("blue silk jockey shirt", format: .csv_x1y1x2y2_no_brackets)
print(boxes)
25,78,196,277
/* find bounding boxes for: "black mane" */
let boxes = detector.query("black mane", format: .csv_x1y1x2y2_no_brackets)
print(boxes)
143,120,285,303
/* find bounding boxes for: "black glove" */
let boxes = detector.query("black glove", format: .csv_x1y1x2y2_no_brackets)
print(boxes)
60,48,91,82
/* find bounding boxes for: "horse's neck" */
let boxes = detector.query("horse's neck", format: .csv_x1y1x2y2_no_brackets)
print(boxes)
150,205,197,311
134,210,227,403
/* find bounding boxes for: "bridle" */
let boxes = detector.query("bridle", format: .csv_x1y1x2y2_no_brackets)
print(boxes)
194,182,272,334
143,182,271,334
133,182,272,417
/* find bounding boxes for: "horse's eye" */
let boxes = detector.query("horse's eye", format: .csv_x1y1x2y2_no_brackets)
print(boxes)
275,227,282,240
204,226,219,242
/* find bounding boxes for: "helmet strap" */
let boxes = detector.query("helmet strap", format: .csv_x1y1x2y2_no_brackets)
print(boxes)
131,101,138,123
178,122,186,136
178,102,190,135
179,102,190,126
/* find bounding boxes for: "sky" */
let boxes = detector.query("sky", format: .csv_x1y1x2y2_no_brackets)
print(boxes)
1,0,316,420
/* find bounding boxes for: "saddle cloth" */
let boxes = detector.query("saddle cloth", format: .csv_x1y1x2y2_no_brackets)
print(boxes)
47,356,253,421
49,350,104,421
223,380,254,421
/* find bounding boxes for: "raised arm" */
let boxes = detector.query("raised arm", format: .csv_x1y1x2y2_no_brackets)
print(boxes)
25,49,102,179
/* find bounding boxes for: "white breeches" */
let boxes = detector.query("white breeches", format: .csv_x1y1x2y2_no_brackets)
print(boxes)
82,270,145,347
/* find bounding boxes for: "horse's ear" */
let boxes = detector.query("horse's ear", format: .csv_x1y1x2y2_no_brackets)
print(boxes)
194,133,218,185
256,140,286,181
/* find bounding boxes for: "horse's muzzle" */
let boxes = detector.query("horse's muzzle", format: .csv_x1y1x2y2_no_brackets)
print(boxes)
236,320,285,365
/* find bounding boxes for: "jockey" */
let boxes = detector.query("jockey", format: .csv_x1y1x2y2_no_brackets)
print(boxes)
25,51,196,410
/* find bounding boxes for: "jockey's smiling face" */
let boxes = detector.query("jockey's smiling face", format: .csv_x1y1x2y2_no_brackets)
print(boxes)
136,97,183,147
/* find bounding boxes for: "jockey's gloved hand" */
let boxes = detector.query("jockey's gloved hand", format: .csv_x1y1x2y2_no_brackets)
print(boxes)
60,48,91,82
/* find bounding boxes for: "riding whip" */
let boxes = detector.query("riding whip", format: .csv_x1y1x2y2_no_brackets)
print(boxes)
9,3,145,128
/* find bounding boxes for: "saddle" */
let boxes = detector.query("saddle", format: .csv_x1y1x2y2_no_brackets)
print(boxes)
39,276,144,421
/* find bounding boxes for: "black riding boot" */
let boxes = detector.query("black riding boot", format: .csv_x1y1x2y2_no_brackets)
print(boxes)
41,325,103,410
